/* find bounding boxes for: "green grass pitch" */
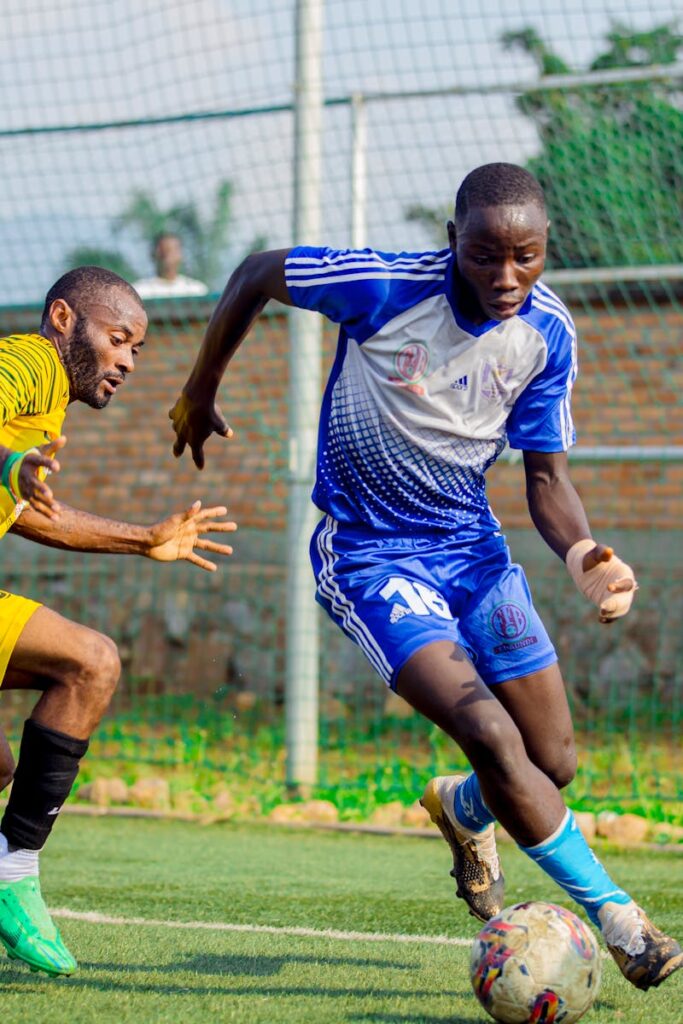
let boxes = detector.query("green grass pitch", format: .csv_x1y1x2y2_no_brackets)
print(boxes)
0,816,681,1022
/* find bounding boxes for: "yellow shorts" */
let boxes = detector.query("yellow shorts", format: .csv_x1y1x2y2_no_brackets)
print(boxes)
0,591,41,686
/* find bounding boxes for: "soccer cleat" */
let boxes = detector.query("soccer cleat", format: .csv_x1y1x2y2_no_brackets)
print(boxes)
0,876,77,977
420,774,504,922
600,901,683,991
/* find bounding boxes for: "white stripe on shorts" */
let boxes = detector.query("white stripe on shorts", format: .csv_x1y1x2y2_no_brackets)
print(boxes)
316,516,394,684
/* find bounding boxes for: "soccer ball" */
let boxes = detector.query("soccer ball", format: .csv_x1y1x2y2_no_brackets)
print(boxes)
470,902,601,1023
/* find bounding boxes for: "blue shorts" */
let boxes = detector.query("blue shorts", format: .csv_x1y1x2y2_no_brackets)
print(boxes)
311,515,557,690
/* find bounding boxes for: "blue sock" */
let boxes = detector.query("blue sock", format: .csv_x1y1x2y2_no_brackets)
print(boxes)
520,810,632,925
453,773,496,832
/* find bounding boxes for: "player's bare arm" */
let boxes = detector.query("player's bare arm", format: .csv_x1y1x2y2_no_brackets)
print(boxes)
11,500,236,572
170,248,291,468
524,449,636,623
0,437,66,521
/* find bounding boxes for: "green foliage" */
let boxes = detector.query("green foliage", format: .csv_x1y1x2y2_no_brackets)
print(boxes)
64,246,138,281
406,23,683,268
503,23,683,268
118,180,235,287
61,180,265,290
404,201,449,246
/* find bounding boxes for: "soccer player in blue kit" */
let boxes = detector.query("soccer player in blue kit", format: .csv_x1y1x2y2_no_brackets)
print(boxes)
170,163,682,991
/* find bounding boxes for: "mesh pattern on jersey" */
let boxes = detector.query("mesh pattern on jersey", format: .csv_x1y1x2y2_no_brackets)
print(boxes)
317,360,505,531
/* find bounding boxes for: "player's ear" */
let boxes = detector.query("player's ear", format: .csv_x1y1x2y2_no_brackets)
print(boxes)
447,219,457,250
48,298,76,337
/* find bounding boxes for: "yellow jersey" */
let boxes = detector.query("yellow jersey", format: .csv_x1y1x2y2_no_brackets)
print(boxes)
0,333,69,538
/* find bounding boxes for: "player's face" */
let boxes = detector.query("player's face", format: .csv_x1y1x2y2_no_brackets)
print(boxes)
64,295,147,409
155,236,183,278
449,203,548,324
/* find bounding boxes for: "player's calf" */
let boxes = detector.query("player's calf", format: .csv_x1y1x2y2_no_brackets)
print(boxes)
0,719,88,975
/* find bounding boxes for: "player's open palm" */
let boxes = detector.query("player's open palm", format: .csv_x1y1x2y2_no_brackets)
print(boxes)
169,392,233,469
146,500,237,571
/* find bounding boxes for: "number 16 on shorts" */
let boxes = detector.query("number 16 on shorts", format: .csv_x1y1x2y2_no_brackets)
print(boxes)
380,577,453,620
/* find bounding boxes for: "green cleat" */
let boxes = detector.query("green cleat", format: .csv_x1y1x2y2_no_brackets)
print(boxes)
0,876,77,977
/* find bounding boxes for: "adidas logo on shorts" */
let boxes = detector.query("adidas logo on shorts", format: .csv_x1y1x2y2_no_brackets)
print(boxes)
389,603,410,624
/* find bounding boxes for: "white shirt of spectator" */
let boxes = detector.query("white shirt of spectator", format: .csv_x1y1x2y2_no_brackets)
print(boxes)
133,274,209,299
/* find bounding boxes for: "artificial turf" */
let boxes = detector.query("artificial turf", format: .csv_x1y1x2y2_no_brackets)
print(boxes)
0,816,681,1023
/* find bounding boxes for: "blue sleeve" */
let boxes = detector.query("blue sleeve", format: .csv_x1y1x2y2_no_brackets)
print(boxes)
284,245,450,343
506,318,578,452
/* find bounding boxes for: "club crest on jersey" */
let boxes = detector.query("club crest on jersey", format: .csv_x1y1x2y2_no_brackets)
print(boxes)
388,341,430,394
481,360,513,401
489,602,538,654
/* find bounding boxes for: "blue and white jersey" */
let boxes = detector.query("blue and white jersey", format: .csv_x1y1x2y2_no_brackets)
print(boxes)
285,246,577,536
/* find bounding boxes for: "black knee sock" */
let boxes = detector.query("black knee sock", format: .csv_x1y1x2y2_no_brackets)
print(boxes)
1,718,89,850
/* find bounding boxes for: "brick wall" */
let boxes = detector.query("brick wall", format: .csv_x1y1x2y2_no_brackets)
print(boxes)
1,294,680,700
487,301,683,531
2,295,681,534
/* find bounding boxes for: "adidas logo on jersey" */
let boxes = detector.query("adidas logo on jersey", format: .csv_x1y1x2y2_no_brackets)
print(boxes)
389,602,411,624
449,374,469,391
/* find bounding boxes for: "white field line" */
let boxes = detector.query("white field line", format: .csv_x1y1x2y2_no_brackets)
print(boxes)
50,908,472,949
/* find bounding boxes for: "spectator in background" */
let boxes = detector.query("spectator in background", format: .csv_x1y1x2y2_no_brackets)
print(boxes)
134,232,209,299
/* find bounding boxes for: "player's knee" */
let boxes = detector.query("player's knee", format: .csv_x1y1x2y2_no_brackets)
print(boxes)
73,630,122,708
465,715,525,777
543,748,577,790
530,732,577,790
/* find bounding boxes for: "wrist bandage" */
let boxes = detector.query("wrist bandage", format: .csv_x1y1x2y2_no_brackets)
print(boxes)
565,538,637,619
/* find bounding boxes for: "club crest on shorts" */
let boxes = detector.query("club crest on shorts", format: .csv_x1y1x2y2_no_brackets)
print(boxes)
489,601,538,654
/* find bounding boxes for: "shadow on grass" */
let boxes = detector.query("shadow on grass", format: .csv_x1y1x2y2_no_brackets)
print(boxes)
88,950,418,976
0,958,467,1002
347,1014,487,1024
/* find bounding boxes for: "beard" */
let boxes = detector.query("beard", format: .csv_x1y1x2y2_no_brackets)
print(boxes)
62,316,116,409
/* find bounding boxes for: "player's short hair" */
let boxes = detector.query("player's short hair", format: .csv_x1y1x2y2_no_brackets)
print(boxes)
455,163,546,225
41,266,142,328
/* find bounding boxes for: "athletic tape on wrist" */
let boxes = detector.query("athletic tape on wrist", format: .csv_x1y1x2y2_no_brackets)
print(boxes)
565,538,637,619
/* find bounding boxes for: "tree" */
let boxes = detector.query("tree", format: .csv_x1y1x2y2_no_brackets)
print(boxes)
404,202,450,247
406,24,683,268
63,247,138,282
502,23,683,267
118,181,265,290
60,180,265,291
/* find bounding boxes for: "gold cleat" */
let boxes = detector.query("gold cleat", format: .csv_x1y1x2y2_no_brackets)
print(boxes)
420,775,504,922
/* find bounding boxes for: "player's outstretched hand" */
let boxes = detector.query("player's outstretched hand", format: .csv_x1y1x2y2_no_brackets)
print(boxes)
169,392,233,470
145,500,237,571
8,436,66,521
566,539,638,625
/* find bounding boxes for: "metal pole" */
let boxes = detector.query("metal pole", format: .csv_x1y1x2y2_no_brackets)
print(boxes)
350,93,367,249
286,0,324,790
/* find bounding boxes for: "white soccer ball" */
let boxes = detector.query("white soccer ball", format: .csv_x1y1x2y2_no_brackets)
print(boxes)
469,901,601,1023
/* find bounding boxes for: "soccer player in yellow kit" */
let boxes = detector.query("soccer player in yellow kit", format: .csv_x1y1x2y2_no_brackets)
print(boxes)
0,266,236,978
